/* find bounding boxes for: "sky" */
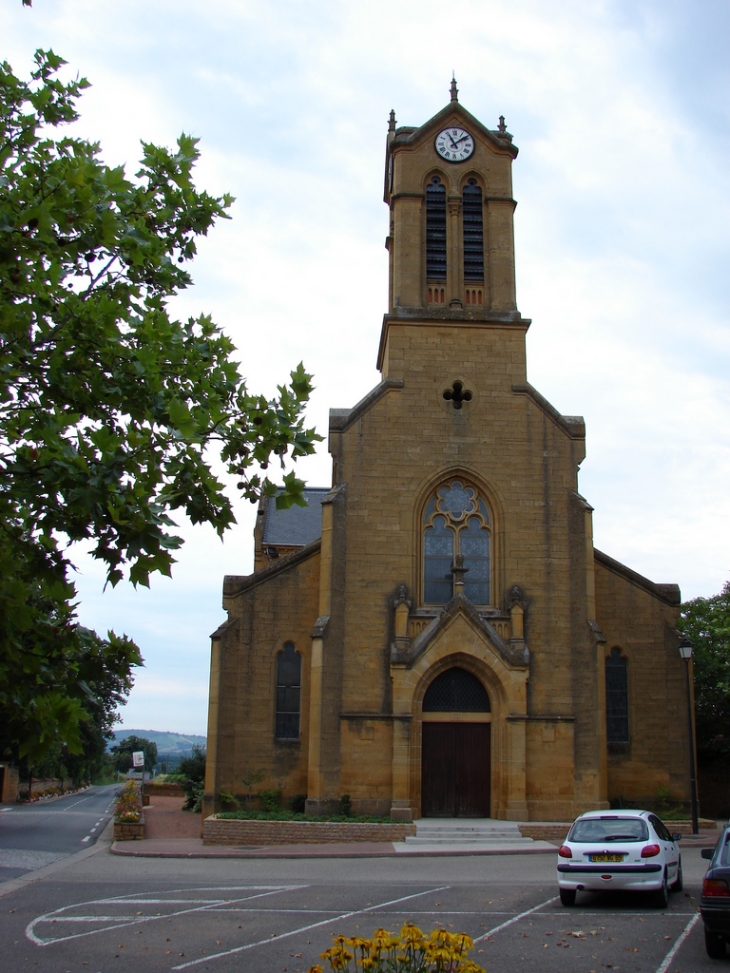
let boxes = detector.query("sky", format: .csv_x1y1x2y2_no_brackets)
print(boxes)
3,0,729,737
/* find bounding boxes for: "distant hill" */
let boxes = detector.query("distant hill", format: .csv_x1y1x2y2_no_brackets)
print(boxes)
110,729,206,756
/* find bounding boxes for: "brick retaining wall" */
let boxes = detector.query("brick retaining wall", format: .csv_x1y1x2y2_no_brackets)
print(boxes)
145,782,186,797
519,819,716,844
203,817,417,846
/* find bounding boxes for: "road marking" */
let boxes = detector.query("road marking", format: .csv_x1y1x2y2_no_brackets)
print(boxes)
81,837,91,843
26,886,307,946
171,885,451,971
473,895,559,942
655,912,701,973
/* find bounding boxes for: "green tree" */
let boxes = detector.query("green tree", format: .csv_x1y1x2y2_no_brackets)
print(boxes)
0,51,319,766
177,745,206,811
678,580,730,755
111,734,158,774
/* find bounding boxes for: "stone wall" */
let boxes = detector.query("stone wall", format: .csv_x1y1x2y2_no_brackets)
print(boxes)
519,820,715,844
113,817,145,840
203,817,416,846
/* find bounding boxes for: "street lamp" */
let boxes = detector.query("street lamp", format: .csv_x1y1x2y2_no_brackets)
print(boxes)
678,636,699,835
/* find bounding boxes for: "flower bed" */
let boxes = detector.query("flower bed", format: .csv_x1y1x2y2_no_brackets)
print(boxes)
311,923,484,973
113,780,145,840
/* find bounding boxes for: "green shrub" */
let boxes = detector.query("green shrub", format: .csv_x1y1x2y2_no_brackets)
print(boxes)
258,788,282,812
340,794,352,817
218,789,240,810
216,809,394,823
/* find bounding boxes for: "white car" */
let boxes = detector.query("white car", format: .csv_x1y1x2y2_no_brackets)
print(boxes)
557,809,683,907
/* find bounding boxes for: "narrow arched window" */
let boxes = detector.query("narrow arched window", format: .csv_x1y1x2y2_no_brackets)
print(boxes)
462,179,484,281
423,480,491,605
606,647,629,744
423,667,490,712
275,642,301,739
426,177,447,280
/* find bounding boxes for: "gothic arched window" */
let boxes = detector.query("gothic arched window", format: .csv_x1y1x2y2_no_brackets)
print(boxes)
275,642,301,740
605,647,629,744
462,179,484,281
423,667,491,712
426,176,447,280
423,480,491,605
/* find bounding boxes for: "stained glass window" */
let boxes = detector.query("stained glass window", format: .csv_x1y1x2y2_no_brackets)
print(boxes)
275,642,301,739
423,480,491,606
424,515,454,604
460,516,490,604
606,647,629,744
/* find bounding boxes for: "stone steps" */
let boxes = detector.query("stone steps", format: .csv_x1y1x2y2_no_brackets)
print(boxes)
403,819,537,847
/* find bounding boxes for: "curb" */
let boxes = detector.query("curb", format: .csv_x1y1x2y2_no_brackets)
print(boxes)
109,840,559,859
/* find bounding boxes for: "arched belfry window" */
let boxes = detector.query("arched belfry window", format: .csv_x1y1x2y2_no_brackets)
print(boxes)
462,179,484,281
605,647,629,744
426,176,447,280
423,667,490,712
275,642,301,739
423,480,491,605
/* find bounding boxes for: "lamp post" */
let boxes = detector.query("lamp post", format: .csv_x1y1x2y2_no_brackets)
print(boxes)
678,636,699,835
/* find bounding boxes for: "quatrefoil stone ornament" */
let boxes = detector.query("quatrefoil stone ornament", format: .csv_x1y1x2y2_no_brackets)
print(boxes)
443,380,473,410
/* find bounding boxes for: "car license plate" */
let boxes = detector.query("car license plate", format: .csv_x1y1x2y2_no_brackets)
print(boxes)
589,854,624,863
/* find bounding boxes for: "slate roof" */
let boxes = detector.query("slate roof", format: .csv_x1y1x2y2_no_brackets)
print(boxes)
262,488,329,547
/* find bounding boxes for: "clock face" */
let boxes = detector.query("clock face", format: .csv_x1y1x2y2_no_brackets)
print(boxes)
435,127,475,163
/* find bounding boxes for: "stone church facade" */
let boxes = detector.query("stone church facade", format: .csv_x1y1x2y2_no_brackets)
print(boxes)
203,86,690,822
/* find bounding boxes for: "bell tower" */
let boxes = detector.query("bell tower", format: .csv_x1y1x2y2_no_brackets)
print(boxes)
383,80,519,318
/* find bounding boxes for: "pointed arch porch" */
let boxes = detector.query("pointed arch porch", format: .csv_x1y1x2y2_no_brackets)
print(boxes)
390,601,529,820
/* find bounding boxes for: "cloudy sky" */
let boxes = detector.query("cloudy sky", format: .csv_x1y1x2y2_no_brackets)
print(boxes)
4,0,729,737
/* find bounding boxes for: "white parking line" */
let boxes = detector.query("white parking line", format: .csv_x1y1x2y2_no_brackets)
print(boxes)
655,912,701,973
80,837,91,843
473,895,559,942
26,886,307,947
171,885,451,971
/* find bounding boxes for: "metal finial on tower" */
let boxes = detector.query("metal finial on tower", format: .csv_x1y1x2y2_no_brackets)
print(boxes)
498,115,507,133
450,74,459,103
388,109,396,133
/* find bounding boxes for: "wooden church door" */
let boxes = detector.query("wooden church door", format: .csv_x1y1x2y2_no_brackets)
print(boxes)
420,667,491,818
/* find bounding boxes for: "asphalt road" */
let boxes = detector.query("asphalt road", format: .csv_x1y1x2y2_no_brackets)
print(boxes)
0,839,721,973
0,784,118,881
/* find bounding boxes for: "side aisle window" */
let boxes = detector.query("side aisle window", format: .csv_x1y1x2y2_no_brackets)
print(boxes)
605,647,629,744
275,642,301,739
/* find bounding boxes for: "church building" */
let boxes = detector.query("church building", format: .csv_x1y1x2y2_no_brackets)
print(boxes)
203,84,690,822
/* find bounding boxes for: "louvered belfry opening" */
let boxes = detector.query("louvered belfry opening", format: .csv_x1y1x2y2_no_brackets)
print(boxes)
426,176,447,280
462,178,484,281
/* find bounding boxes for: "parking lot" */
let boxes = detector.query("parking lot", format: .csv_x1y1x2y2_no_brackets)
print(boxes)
0,844,720,973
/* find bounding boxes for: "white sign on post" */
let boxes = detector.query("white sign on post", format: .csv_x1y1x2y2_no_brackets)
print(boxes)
132,751,145,768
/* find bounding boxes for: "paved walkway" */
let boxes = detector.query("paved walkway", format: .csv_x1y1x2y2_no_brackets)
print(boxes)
111,796,722,859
